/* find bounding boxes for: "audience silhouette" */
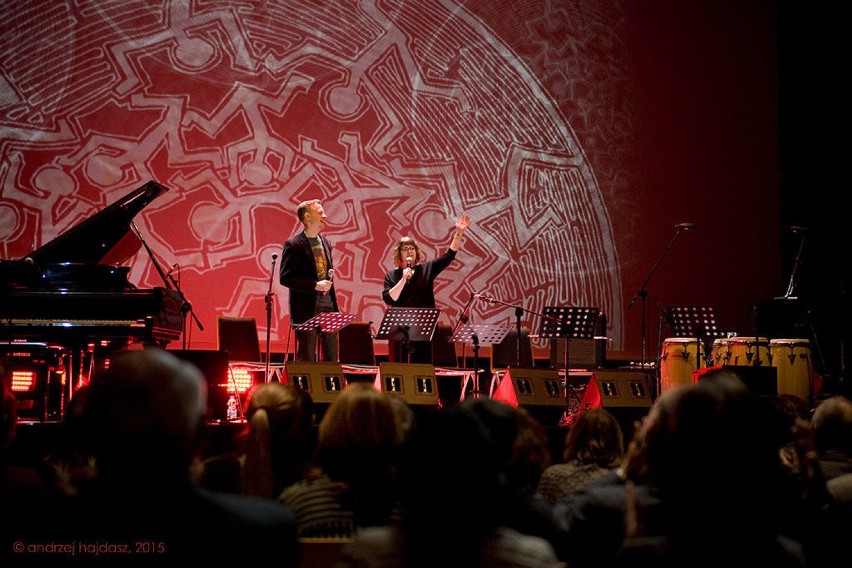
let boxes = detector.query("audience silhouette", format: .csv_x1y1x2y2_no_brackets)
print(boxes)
7,348,852,567
336,401,564,567
614,372,807,567
6,348,300,565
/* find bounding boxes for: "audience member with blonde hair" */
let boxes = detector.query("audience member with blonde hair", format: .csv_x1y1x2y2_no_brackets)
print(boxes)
241,382,318,499
278,381,404,537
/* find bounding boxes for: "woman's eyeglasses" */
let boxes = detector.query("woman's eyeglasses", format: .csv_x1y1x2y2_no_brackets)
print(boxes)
400,245,417,251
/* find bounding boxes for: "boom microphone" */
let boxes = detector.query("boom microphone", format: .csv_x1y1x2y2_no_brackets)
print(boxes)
674,222,697,230
473,292,493,302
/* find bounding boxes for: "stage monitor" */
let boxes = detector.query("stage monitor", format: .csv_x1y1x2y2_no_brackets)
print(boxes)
378,362,439,406
285,362,347,404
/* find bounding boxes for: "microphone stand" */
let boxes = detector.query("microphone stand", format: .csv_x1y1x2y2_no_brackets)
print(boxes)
481,295,560,367
452,293,476,337
265,253,278,382
628,226,687,372
452,293,476,367
782,229,807,299
131,222,203,349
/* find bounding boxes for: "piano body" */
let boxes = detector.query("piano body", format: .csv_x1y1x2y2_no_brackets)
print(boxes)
1,181,184,420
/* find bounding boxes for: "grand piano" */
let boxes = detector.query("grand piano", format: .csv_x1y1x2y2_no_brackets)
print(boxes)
1,181,184,418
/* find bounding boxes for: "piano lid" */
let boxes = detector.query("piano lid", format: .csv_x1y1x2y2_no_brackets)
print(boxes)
22,180,169,266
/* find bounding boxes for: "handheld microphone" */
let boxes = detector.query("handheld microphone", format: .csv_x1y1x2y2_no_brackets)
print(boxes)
321,268,334,295
674,222,697,230
406,256,414,269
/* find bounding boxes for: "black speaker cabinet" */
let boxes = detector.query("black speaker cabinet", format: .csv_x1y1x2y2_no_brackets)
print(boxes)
550,338,605,369
284,362,347,404
548,312,607,369
493,368,567,424
580,370,652,408
502,368,566,407
378,362,439,406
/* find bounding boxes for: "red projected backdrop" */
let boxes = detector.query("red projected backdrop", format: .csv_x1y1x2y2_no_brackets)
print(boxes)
0,1,782,360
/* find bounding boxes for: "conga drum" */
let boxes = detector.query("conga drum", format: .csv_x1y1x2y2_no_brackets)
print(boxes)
770,338,813,404
659,337,704,394
711,337,733,367
724,336,770,367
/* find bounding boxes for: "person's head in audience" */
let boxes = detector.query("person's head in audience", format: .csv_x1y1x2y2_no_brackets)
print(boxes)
317,382,404,477
388,395,416,440
772,393,811,472
810,394,852,457
563,406,624,467
242,381,317,498
317,382,405,525
650,372,787,531
463,397,552,494
617,370,805,567
619,383,691,484
82,348,208,491
397,402,504,565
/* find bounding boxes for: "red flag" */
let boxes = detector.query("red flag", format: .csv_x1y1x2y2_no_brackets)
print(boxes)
580,375,601,409
491,367,519,407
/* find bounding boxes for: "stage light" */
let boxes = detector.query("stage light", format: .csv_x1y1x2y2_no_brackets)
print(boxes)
1,342,65,421
226,366,259,394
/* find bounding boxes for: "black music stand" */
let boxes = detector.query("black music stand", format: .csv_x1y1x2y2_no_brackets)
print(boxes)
539,306,601,369
539,307,600,414
375,307,441,363
451,322,513,398
294,311,356,362
664,305,726,367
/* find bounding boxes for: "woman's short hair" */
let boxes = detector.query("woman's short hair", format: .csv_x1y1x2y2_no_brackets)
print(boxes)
392,236,423,266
